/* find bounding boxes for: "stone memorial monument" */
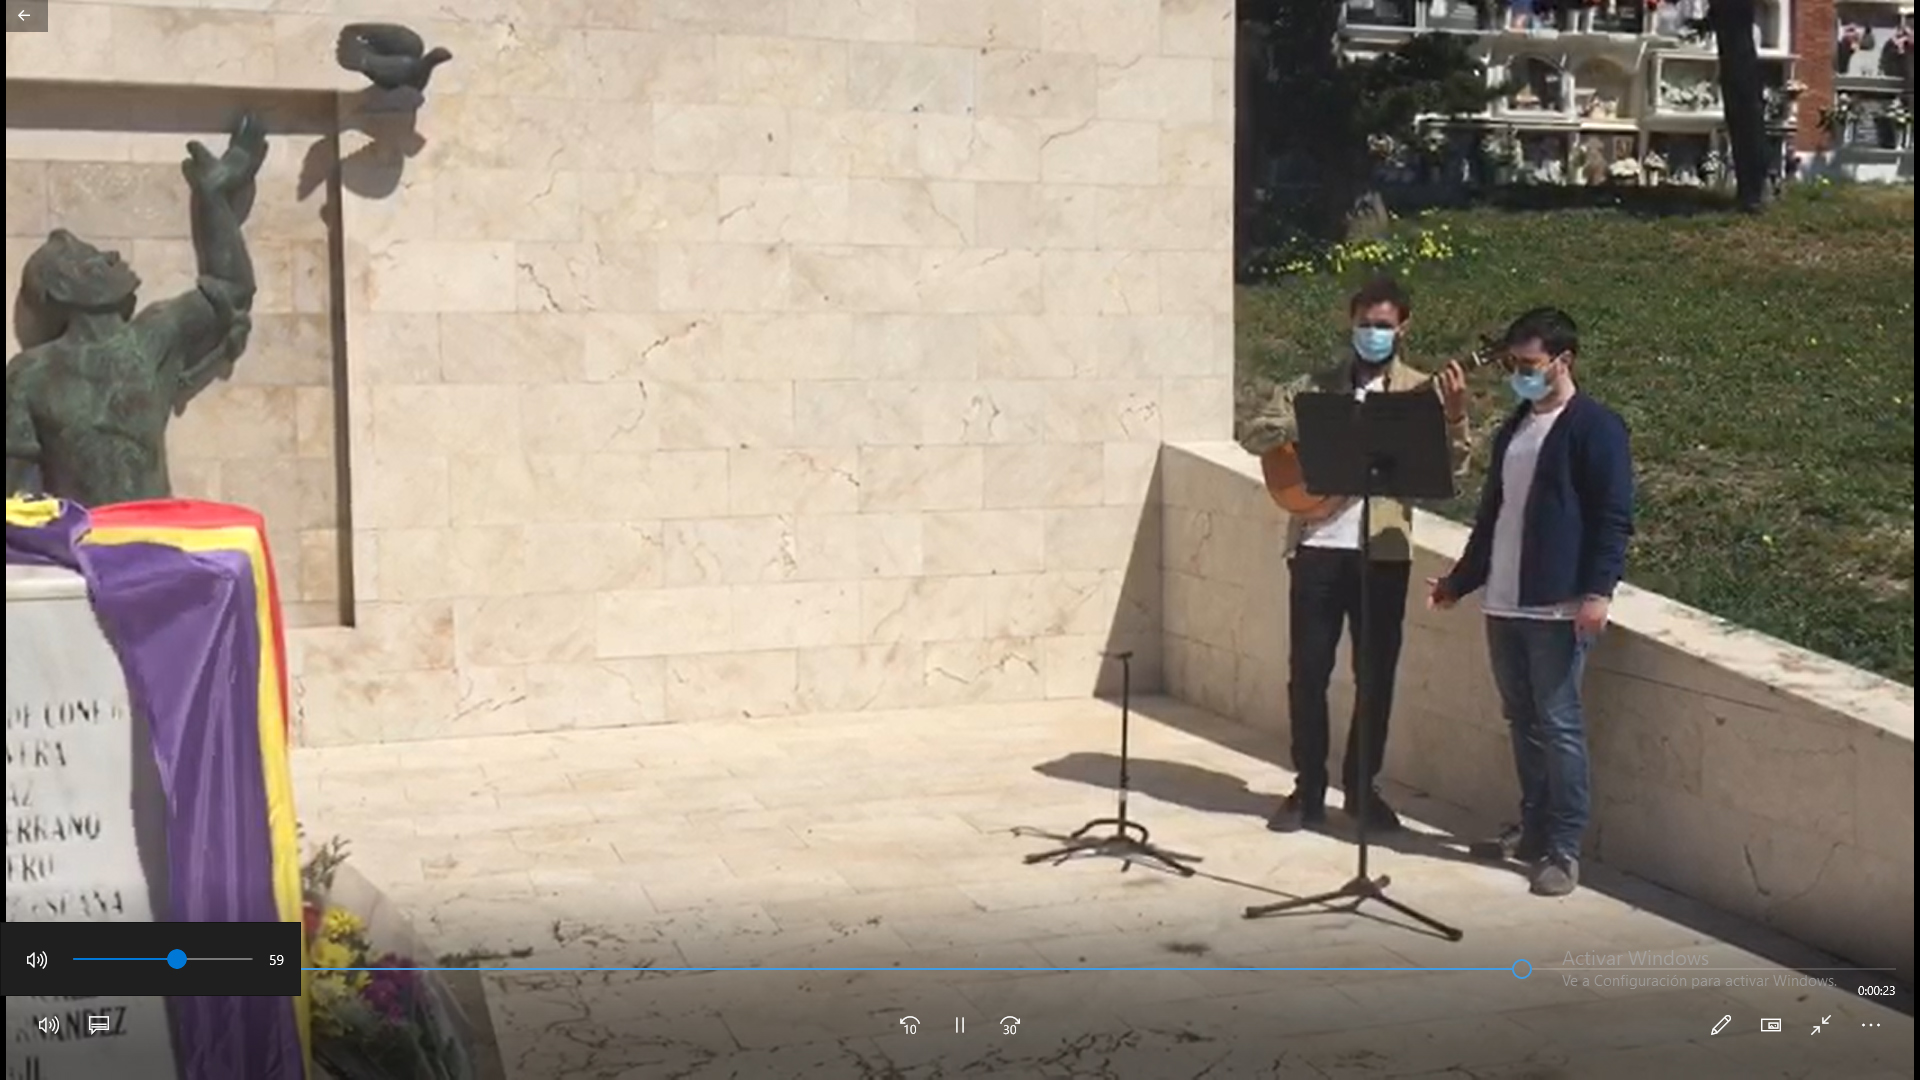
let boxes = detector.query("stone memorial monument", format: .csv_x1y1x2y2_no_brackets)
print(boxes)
5,565,181,1080
4,112,266,1080
5,113,267,508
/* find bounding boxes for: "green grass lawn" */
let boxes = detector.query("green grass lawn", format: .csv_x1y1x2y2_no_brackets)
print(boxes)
1236,185,1916,685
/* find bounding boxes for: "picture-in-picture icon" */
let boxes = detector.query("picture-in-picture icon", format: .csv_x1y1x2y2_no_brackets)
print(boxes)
1762,1019,1782,1032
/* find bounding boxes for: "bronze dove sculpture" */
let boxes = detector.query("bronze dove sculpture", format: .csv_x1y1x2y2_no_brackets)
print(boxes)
335,23,453,94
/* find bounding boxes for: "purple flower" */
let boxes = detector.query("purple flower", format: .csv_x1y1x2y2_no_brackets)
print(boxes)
362,979,407,1022
358,953,420,1022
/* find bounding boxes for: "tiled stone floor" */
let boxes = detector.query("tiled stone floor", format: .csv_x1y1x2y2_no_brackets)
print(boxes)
294,697,1913,1079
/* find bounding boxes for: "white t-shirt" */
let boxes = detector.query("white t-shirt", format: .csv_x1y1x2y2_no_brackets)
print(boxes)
1482,404,1579,620
1298,372,1385,552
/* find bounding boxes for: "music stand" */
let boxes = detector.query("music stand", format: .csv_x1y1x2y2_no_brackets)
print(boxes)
1243,389,1464,942
1024,651,1198,876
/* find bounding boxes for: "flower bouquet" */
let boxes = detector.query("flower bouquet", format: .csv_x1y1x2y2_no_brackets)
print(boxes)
1884,100,1913,150
303,838,480,1080
1698,149,1727,188
1818,94,1862,146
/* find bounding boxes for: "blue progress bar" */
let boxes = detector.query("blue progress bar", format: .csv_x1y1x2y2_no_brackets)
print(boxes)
73,950,224,969
301,963,1534,978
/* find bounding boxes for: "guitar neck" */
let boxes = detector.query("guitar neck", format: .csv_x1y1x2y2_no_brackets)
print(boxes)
1404,346,1501,391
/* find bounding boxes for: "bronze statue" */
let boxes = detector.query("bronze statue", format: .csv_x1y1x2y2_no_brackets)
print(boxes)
336,24,453,99
6,112,267,507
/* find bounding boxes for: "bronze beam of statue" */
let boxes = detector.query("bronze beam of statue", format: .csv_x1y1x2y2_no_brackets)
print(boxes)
6,111,268,507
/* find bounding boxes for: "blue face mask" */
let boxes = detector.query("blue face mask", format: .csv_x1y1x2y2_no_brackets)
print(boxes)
1509,370,1551,402
1352,326,1397,364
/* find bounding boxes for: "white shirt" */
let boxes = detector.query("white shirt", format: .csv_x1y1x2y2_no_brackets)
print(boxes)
1482,404,1579,620
1298,372,1385,552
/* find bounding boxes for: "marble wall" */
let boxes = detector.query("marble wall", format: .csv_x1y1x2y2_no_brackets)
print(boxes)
8,1,1238,743
5,82,349,628
1160,442,1918,981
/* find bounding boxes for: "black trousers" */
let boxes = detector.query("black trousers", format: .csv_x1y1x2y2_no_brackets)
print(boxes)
1286,547,1412,800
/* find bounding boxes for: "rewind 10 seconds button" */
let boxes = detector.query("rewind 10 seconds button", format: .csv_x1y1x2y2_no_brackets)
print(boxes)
16,921,303,997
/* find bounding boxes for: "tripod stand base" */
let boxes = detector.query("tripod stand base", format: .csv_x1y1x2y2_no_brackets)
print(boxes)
1024,818,1199,876
1243,873,1464,940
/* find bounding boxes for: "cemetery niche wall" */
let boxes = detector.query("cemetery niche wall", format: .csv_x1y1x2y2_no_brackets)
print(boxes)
1334,0,1805,189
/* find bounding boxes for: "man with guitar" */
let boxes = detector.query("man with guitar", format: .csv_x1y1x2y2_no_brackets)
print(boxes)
1238,276,1473,834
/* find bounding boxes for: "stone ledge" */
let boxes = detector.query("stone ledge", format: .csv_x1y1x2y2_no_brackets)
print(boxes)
1163,440,1915,740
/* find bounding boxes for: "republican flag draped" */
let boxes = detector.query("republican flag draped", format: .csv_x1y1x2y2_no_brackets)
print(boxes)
5,496,310,1080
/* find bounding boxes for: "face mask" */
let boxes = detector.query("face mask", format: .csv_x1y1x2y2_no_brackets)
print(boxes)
1508,369,1551,402
1352,327,1396,364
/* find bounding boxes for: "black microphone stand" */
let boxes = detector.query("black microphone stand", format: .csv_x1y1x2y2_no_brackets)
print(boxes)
1024,651,1198,875
1243,456,1462,940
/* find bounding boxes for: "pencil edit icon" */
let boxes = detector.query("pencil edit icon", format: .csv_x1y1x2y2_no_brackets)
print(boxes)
1711,1015,1732,1036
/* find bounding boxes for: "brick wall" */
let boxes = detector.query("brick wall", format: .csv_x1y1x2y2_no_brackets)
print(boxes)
1795,0,1837,152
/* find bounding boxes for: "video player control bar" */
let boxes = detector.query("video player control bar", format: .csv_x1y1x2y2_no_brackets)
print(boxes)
8,921,303,996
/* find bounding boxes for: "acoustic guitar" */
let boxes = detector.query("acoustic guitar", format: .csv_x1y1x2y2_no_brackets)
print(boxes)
1261,339,1506,522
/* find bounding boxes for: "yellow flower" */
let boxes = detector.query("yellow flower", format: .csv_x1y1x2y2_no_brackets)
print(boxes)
315,967,367,999
322,907,366,942
311,939,359,970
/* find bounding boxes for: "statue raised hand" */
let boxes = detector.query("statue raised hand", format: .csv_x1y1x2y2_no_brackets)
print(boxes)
6,112,267,507
182,110,268,200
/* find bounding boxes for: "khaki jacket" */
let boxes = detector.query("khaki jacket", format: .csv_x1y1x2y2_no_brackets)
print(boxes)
1237,354,1474,562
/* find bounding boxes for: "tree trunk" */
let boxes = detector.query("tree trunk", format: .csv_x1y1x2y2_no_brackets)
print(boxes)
1710,0,1771,211
1266,1,1358,244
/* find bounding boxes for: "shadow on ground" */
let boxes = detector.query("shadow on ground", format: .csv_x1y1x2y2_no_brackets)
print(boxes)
1031,694,1916,1016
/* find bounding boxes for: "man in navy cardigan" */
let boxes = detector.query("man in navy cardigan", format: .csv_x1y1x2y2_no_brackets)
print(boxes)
1427,307,1635,897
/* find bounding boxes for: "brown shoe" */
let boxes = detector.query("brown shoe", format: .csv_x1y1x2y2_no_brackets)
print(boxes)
1266,791,1326,833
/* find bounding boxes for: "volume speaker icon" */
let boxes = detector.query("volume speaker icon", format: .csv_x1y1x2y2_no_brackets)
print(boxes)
37,1017,60,1036
26,951,49,970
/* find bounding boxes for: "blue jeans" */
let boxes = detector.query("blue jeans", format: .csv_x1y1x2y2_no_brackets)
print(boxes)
1484,617,1592,861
